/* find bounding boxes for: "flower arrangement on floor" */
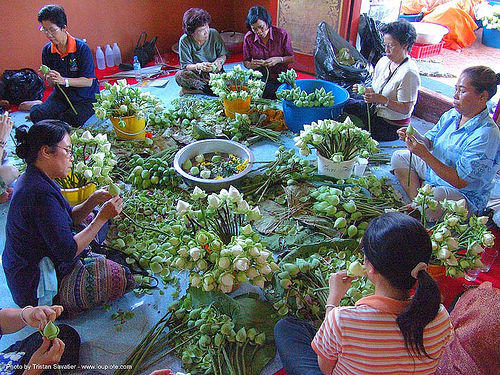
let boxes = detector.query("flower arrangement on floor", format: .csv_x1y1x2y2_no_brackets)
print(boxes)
93,79,164,127
208,64,265,101
413,184,495,277
167,186,278,293
55,130,116,189
294,117,379,161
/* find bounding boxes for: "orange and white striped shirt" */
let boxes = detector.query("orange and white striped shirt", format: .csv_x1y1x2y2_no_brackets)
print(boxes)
311,295,452,375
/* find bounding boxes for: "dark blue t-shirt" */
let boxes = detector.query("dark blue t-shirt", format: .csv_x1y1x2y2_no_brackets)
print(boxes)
42,37,99,102
2,166,78,307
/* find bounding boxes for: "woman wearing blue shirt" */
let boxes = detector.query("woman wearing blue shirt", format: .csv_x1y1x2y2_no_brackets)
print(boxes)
391,66,500,217
2,120,135,315
21,5,99,127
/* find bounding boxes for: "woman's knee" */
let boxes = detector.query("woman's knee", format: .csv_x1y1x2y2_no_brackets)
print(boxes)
391,149,411,170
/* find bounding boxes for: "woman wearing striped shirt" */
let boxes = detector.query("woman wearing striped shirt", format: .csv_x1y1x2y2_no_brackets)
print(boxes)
275,212,452,375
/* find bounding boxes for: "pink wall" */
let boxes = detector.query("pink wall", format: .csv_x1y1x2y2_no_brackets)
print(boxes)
0,0,235,70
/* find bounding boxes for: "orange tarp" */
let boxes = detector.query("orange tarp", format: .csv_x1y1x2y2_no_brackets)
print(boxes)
402,0,485,50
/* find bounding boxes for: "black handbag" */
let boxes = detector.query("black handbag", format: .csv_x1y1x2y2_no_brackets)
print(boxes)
2,68,45,105
134,32,158,67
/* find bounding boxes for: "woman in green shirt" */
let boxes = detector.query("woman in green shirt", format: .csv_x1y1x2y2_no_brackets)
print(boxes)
175,8,227,95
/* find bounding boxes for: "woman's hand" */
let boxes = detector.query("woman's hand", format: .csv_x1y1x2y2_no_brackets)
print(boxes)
196,62,213,73
0,112,14,144
406,134,430,160
97,195,123,221
327,270,354,306
262,57,281,67
26,337,65,375
363,87,385,105
352,84,360,94
397,127,408,141
46,70,64,86
23,305,63,331
91,186,112,205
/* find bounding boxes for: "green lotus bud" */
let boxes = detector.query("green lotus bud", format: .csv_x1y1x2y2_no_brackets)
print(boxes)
182,159,192,171
247,328,258,341
108,182,120,197
334,217,347,229
254,332,266,345
150,262,163,274
133,165,143,176
116,238,125,248
40,64,50,74
190,166,200,176
236,327,247,342
221,321,233,336
347,261,365,277
214,333,224,346
342,201,357,213
42,321,60,340
347,225,358,238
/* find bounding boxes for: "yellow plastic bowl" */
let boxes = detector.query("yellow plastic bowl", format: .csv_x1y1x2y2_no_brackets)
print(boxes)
60,183,96,206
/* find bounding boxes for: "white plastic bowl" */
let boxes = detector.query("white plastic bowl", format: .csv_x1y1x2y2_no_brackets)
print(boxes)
411,22,449,44
173,139,254,192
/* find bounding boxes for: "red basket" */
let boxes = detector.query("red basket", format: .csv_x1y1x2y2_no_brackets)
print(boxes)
410,41,444,59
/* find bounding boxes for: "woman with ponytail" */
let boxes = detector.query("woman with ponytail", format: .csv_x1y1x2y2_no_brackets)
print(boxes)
275,212,452,375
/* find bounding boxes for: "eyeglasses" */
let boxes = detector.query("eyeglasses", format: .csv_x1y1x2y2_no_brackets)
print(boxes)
55,145,74,157
384,43,399,50
39,26,60,35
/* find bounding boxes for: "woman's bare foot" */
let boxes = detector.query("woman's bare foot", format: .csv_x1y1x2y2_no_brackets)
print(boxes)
18,100,42,111
0,187,13,203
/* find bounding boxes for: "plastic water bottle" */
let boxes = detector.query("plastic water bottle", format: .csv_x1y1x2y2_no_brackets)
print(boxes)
112,42,122,66
95,46,106,70
133,55,142,83
105,44,114,67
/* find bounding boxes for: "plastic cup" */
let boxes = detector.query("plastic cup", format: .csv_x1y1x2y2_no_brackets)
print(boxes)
480,248,498,273
354,158,368,176
464,268,480,282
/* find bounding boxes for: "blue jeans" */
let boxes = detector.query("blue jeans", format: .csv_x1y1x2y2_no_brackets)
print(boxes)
274,317,323,375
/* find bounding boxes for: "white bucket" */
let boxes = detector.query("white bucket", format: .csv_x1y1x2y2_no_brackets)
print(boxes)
317,153,357,179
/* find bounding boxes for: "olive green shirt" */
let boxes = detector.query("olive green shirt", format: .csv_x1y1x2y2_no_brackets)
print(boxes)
178,28,228,69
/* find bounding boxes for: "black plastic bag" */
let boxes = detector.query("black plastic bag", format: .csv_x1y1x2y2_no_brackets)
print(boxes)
134,32,158,67
2,68,45,105
314,22,372,92
358,14,386,67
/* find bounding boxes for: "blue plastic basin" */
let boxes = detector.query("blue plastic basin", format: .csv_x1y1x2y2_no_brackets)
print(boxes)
482,27,500,49
278,79,349,132
399,13,424,22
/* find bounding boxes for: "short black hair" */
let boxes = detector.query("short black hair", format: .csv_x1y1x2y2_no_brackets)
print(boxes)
380,20,417,52
182,8,211,35
15,120,71,165
38,4,67,28
462,66,500,100
245,6,272,31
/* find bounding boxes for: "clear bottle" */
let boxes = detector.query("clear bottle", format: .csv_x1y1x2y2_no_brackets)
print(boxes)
112,42,122,66
95,46,106,70
133,55,142,83
105,44,114,67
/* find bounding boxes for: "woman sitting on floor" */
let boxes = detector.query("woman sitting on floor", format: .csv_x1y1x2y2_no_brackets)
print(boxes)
391,66,500,219
175,8,227,96
0,113,20,203
345,20,419,141
20,4,99,127
274,212,452,375
2,120,135,316
242,6,294,99
0,305,80,375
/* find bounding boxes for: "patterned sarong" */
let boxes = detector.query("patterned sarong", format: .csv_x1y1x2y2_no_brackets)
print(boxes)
58,256,136,315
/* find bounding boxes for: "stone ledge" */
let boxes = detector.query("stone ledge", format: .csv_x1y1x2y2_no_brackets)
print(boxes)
414,87,453,124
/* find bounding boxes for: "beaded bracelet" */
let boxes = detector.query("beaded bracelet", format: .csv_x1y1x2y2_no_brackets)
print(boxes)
325,304,336,310
20,305,33,325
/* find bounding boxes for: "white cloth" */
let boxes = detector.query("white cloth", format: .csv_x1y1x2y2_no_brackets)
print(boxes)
37,257,58,306
372,56,420,121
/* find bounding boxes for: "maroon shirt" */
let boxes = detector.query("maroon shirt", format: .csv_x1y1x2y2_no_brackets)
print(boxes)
243,26,294,82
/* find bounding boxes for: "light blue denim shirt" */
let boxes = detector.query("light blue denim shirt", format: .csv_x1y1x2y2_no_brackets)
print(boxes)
425,108,500,213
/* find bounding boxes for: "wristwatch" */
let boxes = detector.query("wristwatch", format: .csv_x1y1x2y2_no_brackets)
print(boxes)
65,79,70,88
